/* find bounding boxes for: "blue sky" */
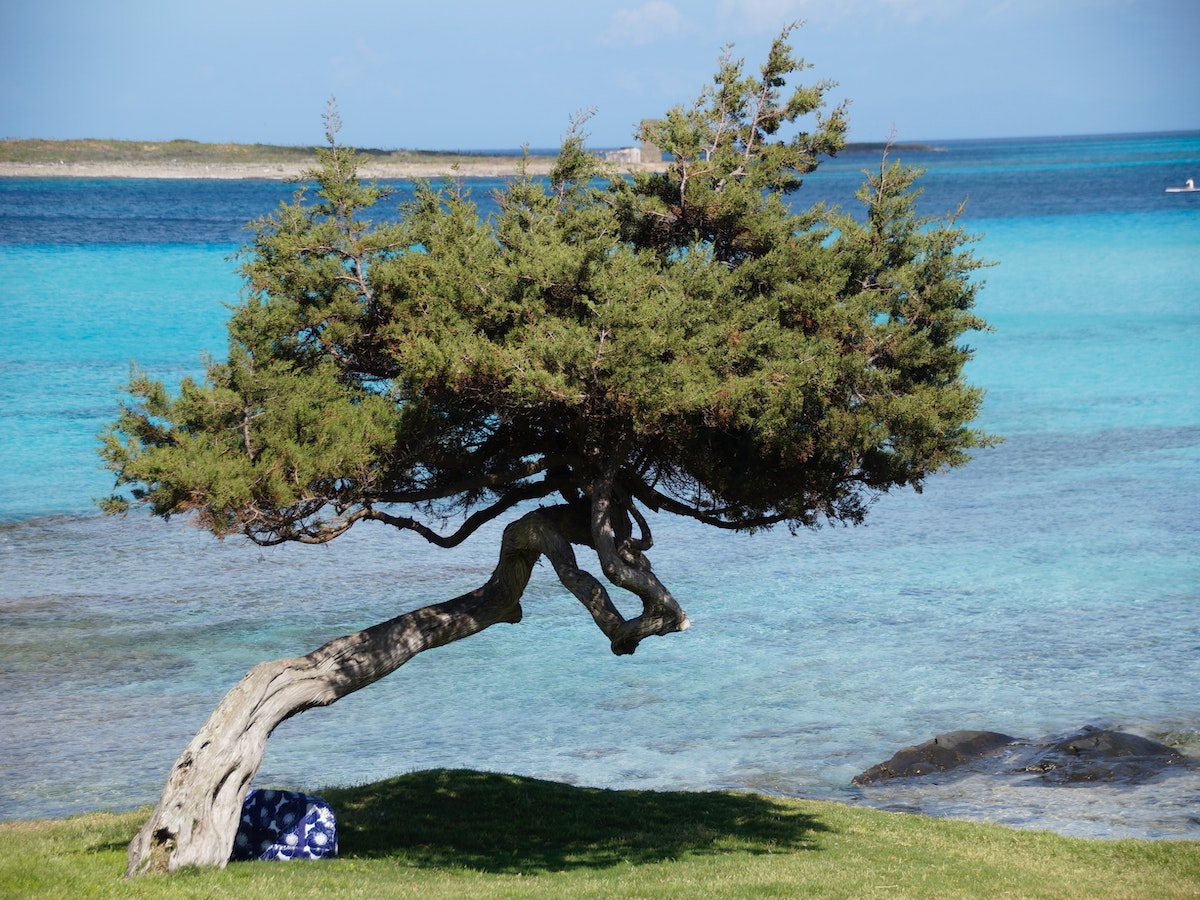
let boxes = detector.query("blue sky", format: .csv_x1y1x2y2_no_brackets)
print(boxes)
3,0,1196,150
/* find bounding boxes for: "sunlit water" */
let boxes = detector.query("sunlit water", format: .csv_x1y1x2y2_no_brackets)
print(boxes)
2,133,1198,839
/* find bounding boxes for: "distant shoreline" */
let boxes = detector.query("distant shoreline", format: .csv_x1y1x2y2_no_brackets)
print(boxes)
0,136,939,180
0,158,667,180
0,138,658,179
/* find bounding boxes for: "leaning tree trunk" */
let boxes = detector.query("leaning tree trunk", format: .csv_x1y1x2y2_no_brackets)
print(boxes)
126,502,689,876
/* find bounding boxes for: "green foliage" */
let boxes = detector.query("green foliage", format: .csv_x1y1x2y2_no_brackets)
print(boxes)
101,25,994,547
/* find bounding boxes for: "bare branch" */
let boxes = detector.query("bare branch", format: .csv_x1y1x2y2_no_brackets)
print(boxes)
626,478,794,532
374,454,583,506
363,478,563,548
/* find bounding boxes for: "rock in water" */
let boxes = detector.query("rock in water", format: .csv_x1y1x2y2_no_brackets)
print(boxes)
854,726,1192,788
853,730,1016,785
232,789,338,861
1020,726,1187,784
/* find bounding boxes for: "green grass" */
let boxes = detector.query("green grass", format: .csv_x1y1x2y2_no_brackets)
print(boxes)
1,769,1197,898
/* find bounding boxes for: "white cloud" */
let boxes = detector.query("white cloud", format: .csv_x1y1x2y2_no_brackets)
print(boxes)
603,1,686,45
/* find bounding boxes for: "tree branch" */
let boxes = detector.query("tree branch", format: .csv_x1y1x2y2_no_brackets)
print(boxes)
626,477,794,531
363,477,565,548
589,463,689,655
374,454,583,506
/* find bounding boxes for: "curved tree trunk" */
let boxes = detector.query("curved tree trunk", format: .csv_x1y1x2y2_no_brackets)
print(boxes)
126,502,689,876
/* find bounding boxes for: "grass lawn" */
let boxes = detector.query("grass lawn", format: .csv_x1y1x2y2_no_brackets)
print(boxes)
1,769,1196,898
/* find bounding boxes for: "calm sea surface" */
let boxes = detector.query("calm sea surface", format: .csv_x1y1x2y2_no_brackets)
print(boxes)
2,133,1198,839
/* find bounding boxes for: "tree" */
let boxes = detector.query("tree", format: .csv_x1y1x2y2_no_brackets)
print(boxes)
101,26,993,876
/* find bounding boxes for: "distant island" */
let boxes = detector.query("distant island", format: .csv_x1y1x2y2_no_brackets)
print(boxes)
0,137,941,180
0,138,569,179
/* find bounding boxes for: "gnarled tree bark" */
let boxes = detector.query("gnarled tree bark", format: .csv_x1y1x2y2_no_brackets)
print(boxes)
126,500,689,876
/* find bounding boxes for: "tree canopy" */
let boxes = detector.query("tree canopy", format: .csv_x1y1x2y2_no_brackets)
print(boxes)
103,30,990,563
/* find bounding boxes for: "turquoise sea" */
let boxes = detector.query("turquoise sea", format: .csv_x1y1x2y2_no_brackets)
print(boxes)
2,133,1198,839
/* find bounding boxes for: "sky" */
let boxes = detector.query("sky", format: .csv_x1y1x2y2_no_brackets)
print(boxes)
2,0,1197,150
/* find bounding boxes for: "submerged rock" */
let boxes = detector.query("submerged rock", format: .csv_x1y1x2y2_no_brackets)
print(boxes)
854,725,1191,788
852,730,1016,785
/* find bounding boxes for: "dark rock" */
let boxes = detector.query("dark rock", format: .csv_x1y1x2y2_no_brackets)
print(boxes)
852,730,1016,785
854,725,1193,789
1019,726,1186,785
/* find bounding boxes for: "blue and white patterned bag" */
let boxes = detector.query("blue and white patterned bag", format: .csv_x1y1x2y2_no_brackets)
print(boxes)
231,789,338,861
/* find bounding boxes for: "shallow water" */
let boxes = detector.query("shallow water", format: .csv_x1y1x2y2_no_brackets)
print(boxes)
1,133,1198,838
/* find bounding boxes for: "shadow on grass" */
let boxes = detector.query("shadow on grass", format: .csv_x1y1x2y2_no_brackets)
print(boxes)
320,769,830,874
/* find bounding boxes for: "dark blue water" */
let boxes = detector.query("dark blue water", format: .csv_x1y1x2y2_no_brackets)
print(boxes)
3,133,1195,247
1,133,1198,838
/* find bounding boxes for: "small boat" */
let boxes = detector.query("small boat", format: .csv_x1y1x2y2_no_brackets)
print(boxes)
1165,178,1197,193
